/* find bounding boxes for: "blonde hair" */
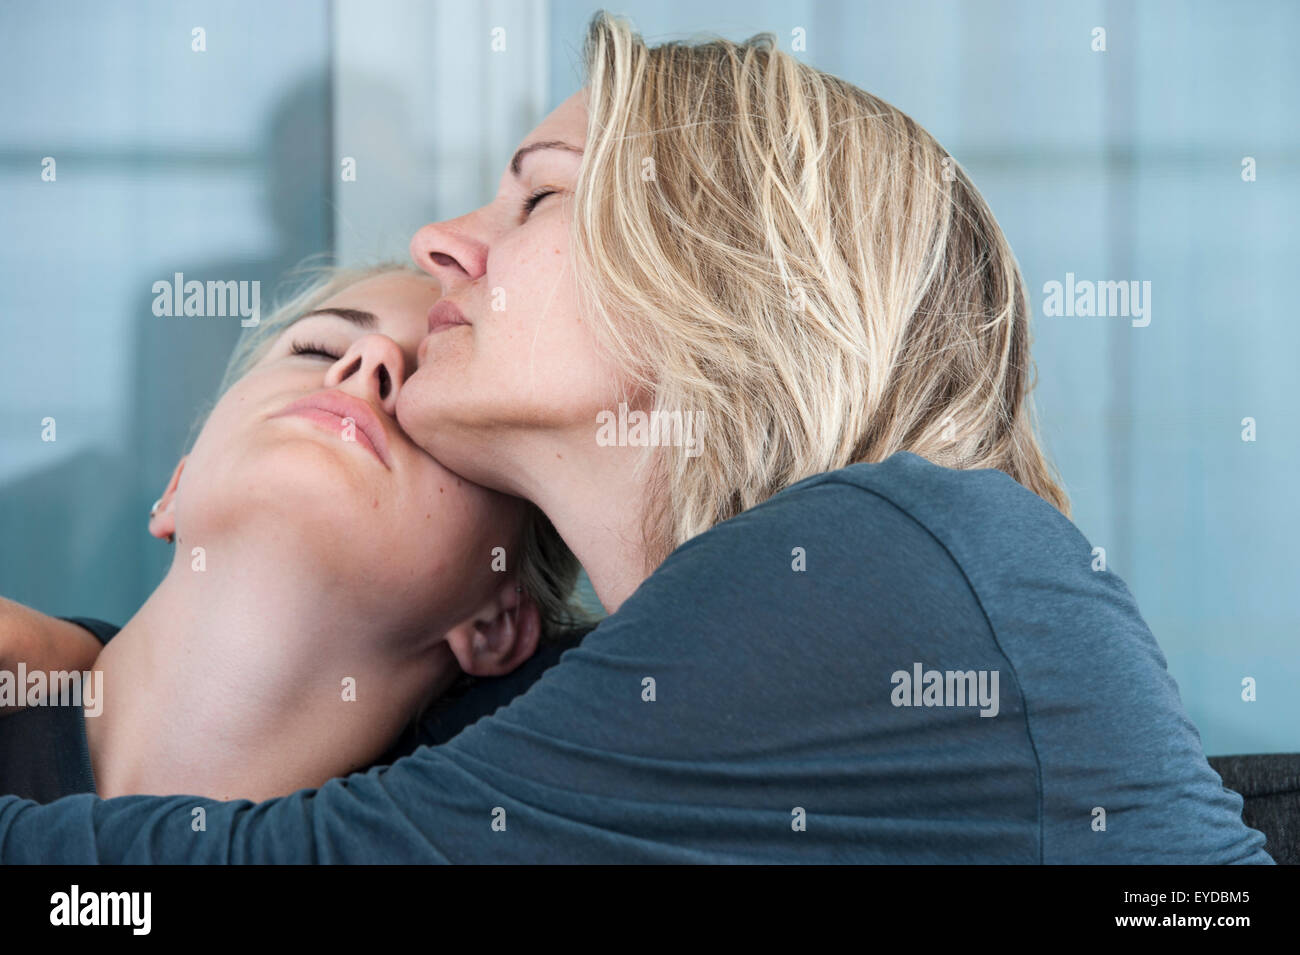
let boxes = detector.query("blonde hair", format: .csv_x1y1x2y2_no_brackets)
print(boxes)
207,260,586,636
574,12,1071,570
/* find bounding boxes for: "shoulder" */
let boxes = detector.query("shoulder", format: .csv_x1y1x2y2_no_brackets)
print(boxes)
605,452,1046,651
700,450,1060,538
612,450,1101,694
660,451,1073,598
779,450,1073,550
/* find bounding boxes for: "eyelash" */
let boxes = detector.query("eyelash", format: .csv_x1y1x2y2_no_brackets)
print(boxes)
291,341,342,361
522,187,557,217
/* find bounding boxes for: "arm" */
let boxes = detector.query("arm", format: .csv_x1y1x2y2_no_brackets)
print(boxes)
0,480,889,863
0,598,104,715
0,464,1269,864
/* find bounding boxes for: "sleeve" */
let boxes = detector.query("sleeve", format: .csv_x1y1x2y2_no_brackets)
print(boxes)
59,617,120,647
0,479,976,863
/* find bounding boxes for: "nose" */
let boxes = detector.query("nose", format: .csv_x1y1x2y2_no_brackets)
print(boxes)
409,216,488,292
324,334,406,417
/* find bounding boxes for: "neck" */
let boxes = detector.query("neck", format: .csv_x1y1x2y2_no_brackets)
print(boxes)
85,535,457,800
509,431,655,614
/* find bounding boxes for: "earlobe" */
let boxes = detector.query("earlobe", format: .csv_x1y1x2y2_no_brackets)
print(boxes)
147,456,187,543
444,587,542,678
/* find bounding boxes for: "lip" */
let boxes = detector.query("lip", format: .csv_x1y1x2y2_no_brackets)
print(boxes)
427,300,471,334
270,390,393,469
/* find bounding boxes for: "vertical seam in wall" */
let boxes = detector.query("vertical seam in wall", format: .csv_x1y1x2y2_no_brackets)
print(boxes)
535,0,552,120
1105,0,1135,578
325,0,337,256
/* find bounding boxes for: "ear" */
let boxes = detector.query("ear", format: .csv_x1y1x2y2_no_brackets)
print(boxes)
147,456,186,542
443,579,542,678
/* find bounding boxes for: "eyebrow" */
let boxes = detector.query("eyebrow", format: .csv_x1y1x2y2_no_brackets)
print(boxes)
298,307,377,328
510,140,584,177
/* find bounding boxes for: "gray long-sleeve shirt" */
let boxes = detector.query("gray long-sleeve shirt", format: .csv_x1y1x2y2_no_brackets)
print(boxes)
0,452,1273,863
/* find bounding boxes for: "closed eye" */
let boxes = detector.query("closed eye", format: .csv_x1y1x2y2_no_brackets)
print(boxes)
521,187,557,218
291,341,343,361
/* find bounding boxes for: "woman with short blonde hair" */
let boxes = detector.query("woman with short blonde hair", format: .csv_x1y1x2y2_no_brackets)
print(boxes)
573,18,1068,568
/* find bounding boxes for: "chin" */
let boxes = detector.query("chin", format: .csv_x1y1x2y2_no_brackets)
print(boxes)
291,439,395,504
199,439,385,535
395,371,445,439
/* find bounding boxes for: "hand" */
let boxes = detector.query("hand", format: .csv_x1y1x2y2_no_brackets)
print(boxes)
0,597,104,716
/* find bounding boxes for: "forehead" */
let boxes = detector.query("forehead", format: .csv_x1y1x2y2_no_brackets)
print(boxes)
528,89,588,145
315,271,436,310
294,272,439,343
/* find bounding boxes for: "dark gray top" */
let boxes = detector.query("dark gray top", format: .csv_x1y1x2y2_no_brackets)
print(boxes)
0,452,1274,862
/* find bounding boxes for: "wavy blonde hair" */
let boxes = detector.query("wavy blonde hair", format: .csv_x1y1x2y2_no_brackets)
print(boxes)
573,12,1070,569
207,261,586,636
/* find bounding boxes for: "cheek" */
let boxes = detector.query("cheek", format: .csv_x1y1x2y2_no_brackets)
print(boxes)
179,402,250,496
405,486,518,577
395,375,438,447
487,268,597,380
489,222,581,337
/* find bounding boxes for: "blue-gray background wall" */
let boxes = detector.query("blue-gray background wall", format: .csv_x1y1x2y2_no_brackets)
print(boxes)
1,0,1295,755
